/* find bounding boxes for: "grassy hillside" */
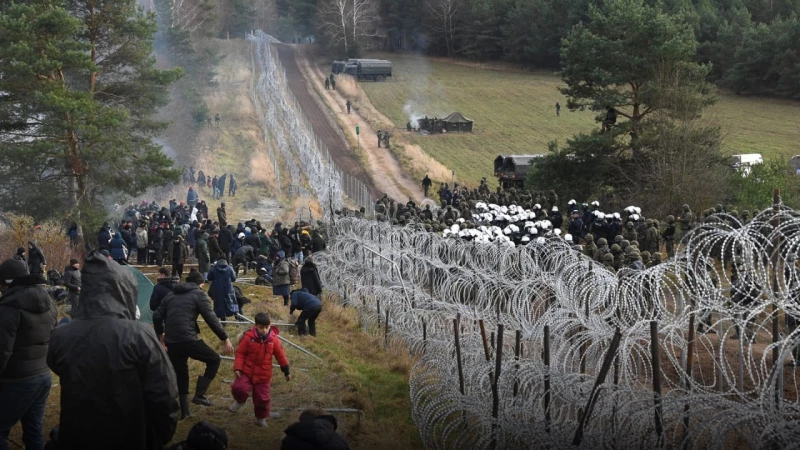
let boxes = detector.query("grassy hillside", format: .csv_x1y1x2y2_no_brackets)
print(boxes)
360,53,800,187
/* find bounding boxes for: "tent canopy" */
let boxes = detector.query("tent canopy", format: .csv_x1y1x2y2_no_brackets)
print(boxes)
126,266,155,324
442,112,473,132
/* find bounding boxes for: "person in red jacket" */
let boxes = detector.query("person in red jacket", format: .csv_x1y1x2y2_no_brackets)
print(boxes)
229,312,291,427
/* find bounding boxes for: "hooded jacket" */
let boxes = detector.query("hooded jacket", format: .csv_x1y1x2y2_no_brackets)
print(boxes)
195,232,210,273
152,283,227,345
218,226,233,252
170,237,187,265
149,276,179,311
0,273,57,380
47,252,179,449
234,326,289,384
27,241,46,275
233,245,255,264
273,257,291,287
209,235,224,262
207,260,238,318
97,226,112,251
289,289,322,315
110,232,128,260
281,415,350,450
300,260,323,296
136,226,149,249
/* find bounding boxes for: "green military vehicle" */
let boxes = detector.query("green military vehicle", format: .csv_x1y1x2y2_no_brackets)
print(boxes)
332,59,392,81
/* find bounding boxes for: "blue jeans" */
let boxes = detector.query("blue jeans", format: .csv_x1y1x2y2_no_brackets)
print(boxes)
0,372,52,450
294,251,303,263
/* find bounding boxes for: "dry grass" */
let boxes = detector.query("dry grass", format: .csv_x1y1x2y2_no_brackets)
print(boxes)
0,214,80,273
12,275,423,449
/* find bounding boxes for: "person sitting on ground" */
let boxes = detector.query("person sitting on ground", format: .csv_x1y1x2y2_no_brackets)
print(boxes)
153,270,234,420
289,288,323,337
47,251,179,449
0,259,58,450
281,409,350,450
166,420,228,450
229,312,290,428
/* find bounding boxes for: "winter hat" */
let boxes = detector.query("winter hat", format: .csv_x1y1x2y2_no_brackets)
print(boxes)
0,259,28,284
185,420,228,450
15,247,24,256
277,250,285,259
237,233,245,239
70,258,79,266
186,270,205,285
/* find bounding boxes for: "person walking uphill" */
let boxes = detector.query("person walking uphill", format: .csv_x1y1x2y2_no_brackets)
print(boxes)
195,230,211,280
289,288,322,337
47,252,180,450
0,259,57,450
153,271,234,420
207,259,238,321
229,312,290,427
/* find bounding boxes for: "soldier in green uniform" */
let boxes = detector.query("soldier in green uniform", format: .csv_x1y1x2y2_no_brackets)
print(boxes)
645,220,659,254
377,130,383,148
622,222,638,243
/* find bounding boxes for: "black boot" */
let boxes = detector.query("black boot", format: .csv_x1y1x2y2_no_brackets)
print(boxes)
192,376,214,406
179,394,191,420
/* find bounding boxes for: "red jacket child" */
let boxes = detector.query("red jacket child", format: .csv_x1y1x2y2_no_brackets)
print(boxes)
230,315,291,426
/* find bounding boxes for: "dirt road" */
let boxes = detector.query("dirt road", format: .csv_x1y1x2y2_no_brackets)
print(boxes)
274,45,375,193
279,45,425,202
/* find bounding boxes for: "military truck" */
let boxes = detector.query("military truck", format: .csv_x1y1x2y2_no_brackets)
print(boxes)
494,154,545,189
331,59,385,74
332,59,392,81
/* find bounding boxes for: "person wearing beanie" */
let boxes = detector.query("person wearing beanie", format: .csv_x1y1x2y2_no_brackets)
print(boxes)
167,420,228,450
153,269,233,419
0,259,57,450
13,247,25,263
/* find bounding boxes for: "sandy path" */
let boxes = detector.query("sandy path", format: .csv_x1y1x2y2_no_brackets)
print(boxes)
290,46,425,203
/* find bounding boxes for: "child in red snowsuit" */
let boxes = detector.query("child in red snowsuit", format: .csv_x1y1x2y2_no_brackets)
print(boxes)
229,312,291,426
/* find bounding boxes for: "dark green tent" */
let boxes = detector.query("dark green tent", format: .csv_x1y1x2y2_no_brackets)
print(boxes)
442,112,473,132
126,266,155,324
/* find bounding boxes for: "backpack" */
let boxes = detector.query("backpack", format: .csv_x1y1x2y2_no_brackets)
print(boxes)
288,260,300,284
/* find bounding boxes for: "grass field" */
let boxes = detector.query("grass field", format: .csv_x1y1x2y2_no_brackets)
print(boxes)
360,53,800,187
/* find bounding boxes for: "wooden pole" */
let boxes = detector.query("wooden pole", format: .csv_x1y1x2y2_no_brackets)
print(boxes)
544,324,551,434
454,314,465,396
384,308,390,347
514,330,522,397
491,324,505,449
650,321,664,447
573,328,622,446
682,314,696,450
479,319,491,361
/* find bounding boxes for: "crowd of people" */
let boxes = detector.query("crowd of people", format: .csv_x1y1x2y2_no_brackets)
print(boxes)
181,167,238,199
0,185,345,449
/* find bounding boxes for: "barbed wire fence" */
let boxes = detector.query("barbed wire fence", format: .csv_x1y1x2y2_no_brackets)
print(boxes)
247,32,374,219
314,196,800,449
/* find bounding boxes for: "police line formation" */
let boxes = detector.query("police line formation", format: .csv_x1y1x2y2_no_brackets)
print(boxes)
244,32,799,448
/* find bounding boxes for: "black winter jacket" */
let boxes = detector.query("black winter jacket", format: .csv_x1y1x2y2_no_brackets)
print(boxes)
152,283,227,345
245,233,261,250
47,252,179,450
0,274,57,380
281,415,350,450
218,227,233,252
149,276,179,311
300,260,323,296
62,265,81,294
209,236,224,262
27,242,46,275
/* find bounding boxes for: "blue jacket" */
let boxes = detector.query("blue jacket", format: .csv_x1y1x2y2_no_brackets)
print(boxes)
289,289,322,314
109,233,128,260
207,260,238,318
186,188,198,204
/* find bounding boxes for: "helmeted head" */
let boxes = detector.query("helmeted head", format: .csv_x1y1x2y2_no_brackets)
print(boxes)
597,238,608,247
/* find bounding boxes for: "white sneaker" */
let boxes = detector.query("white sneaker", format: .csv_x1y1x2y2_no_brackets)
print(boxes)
255,418,268,427
229,400,246,412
